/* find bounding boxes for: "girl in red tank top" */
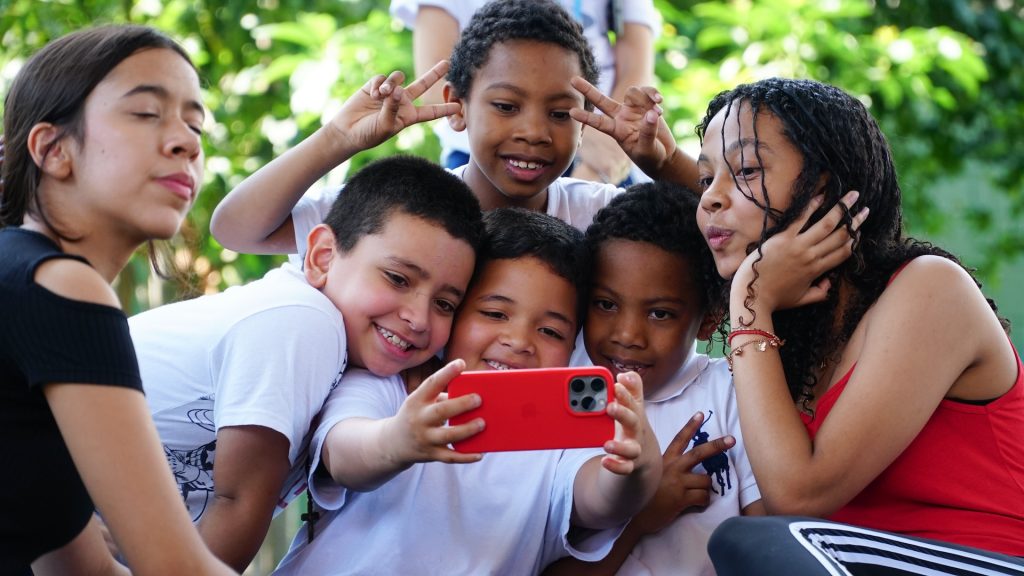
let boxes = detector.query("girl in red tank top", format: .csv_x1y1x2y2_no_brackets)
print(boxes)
692,77,1024,574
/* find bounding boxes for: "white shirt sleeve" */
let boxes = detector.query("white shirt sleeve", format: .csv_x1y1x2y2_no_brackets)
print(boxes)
540,448,624,565
389,0,487,30
618,0,661,32
212,304,347,465
306,370,407,509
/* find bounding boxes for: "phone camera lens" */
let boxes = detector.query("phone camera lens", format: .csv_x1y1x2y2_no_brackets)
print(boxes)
581,396,595,410
571,378,586,393
589,378,605,392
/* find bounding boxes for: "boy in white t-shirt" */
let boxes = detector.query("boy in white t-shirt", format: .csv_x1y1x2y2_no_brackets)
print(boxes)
209,0,697,261
128,156,484,570
272,208,662,575
546,182,764,576
388,0,660,185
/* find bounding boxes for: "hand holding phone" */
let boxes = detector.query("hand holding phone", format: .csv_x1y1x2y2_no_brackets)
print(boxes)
447,367,615,453
392,359,485,465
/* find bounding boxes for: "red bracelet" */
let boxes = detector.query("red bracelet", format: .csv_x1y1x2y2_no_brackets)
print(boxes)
728,328,778,346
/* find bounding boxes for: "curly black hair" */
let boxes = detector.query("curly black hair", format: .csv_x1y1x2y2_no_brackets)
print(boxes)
585,181,725,335
479,207,589,328
696,77,1008,409
447,0,599,108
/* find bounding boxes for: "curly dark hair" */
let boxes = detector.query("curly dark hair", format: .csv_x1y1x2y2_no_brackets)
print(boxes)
696,77,1008,409
479,207,589,327
585,181,726,338
447,0,599,109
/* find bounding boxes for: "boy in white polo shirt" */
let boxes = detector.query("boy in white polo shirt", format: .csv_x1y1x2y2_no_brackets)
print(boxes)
547,181,763,576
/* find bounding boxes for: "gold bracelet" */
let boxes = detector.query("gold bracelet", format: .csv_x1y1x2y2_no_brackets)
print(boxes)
726,336,784,372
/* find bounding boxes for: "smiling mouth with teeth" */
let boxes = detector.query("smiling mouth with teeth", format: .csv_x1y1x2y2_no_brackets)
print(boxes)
485,360,512,371
508,159,543,170
377,326,412,351
611,358,648,373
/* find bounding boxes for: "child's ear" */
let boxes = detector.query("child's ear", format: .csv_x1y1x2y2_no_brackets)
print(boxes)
27,123,73,179
443,83,467,132
696,310,722,341
303,224,338,289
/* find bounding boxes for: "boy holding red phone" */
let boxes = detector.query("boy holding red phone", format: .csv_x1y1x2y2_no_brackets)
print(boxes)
546,182,764,576
273,208,662,575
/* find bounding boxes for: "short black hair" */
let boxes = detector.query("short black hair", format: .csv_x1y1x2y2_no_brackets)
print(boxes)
448,0,599,108
586,181,723,315
324,155,484,254
479,207,589,326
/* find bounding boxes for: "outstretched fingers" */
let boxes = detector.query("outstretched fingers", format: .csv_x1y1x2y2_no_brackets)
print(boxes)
663,411,706,457
602,373,646,474
679,435,734,471
413,101,462,124
373,70,406,99
571,76,622,117
409,358,464,403
403,60,450,101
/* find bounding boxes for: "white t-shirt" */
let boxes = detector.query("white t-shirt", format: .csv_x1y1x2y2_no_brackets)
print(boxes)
389,0,662,162
272,368,621,575
571,343,761,575
130,265,347,521
291,165,621,263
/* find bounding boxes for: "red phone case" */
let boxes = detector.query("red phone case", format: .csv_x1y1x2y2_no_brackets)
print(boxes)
448,366,615,453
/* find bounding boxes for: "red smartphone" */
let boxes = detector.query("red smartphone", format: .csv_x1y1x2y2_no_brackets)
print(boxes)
448,366,615,453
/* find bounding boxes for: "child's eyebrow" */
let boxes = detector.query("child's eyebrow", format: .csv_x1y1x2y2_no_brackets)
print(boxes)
482,82,580,103
593,283,690,308
388,256,465,300
697,137,768,164
122,84,206,120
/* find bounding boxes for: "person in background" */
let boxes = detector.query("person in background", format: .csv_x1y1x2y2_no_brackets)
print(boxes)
390,0,659,185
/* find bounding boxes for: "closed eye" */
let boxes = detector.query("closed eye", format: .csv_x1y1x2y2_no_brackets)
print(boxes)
480,309,507,321
539,326,566,340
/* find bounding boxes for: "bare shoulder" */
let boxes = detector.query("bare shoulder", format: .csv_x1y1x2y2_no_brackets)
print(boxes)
33,258,121,309
862,255,993,364
877,255,986,314
865,255,1012,399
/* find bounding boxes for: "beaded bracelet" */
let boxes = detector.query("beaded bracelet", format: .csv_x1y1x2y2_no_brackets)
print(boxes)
727,328,779,347
726,335,785,372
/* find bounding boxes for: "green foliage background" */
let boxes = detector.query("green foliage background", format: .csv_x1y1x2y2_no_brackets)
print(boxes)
2,0,1020,341
2,0,1022,568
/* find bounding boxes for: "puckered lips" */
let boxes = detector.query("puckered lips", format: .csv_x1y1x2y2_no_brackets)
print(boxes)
703,225,734,250
156,171,196,202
